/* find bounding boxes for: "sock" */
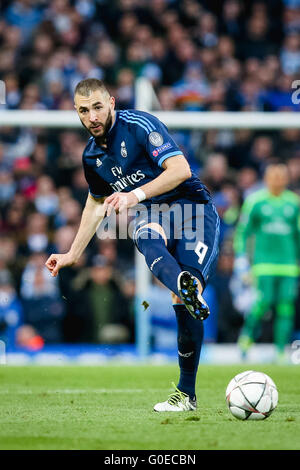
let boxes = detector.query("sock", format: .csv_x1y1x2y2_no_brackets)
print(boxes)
174,303,204,399
136,229,182,297
274,302,295,353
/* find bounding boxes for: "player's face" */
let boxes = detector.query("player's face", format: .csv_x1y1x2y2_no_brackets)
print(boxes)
74,90,115,139
265,166,289,194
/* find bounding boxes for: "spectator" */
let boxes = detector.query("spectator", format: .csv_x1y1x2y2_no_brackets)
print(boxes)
34,175,59,216
201,153,230,193
0,169,17,207
18,211,54,257
211,243,244,343
248,135,275,175
238,11,275,60
53,224,90,342
238,166,263,198
280,32,300,75
263,73,300,111
0,236,23,291
219,0,244,40
15,324,44,350
20,251,65,343
172,63,210,111
286,156,300,194
71,167,89,207
55,196,82,229
115,68,135,110
5,0,45,44
2,73,21,109
0,269,23,349
85,254,132,344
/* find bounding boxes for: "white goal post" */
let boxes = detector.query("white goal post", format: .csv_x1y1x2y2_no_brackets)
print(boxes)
1,109,300,129
1,78,299,359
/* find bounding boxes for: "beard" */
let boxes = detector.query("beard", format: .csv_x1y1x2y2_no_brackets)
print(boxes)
81,108,113,146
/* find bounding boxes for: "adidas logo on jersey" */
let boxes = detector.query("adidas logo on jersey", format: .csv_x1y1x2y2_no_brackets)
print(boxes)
96,158,102,167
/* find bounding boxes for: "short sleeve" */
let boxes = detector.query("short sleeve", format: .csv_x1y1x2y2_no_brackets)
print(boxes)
136,114,183,168
83,160,113,199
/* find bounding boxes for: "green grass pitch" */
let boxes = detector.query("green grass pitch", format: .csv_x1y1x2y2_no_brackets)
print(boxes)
0,364,299,450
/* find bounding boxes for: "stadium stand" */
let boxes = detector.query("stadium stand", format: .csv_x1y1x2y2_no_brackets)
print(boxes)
0,0,299,351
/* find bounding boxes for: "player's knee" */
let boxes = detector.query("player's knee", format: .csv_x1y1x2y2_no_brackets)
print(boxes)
135,222,167,246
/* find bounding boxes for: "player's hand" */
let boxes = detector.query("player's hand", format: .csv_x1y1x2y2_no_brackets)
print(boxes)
103,191,139,216
45,253,76,277
233,255,252,285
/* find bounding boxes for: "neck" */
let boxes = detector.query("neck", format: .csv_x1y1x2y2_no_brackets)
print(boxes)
110,109,116,128
269,189,283,197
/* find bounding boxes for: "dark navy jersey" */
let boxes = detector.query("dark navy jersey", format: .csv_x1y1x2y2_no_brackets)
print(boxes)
82,109,211,206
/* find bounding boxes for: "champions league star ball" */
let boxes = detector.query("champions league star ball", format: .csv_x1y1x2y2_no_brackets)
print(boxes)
225,370,278,420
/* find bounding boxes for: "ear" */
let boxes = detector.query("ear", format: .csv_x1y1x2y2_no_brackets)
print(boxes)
110,96,115,109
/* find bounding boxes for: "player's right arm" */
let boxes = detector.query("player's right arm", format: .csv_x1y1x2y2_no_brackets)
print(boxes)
45,193,106,277
233,195,257,257
233,194,258,282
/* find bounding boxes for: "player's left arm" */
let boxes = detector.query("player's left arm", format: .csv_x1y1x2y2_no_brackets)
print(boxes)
136,154,191,198
294,199,300,263
104,154,191,215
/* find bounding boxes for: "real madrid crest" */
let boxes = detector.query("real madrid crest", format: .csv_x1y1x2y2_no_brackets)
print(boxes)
121,141,127,158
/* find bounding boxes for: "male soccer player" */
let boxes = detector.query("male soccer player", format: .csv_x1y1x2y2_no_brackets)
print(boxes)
45,78,220,411
234,164,300,362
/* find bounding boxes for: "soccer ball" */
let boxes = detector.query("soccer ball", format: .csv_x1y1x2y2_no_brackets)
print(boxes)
225,370,278,420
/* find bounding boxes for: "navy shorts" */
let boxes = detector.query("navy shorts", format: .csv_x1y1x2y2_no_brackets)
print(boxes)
133,198,220,289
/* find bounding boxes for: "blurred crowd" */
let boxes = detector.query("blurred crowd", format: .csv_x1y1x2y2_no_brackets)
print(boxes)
0,0,299,350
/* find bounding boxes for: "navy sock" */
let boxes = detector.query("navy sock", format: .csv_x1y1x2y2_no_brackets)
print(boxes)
136,229,182,297
174,303,204,399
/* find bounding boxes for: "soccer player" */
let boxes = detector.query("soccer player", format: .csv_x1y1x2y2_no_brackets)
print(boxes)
45,78,220,411
234,164,300,362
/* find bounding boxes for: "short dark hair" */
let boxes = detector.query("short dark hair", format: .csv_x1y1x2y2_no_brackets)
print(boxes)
74,78,110,97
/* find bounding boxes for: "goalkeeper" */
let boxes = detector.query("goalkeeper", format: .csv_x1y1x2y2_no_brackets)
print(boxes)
234,164,300,361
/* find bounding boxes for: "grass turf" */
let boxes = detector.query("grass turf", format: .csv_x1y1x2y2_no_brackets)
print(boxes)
0,364,299,450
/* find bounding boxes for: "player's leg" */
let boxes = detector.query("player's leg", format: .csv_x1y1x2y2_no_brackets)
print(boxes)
154,200,220,412
175,202,219,394
134,218,210,319
273,276,298,361
173,200,220,321
153,299,204,412
134,222,183,298
238,275,274,356
135,218,203,412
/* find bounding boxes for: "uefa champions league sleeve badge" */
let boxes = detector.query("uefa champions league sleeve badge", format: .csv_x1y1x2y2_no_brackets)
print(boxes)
149,132,164,147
